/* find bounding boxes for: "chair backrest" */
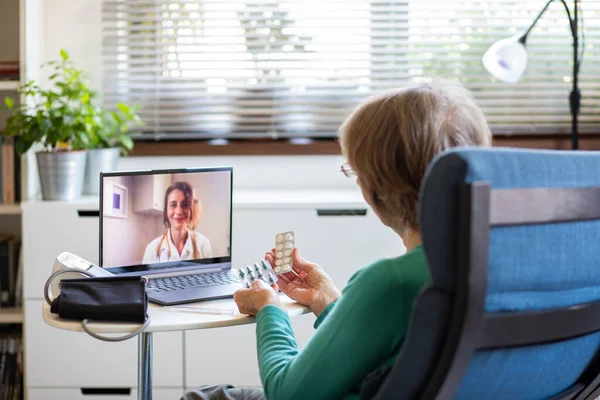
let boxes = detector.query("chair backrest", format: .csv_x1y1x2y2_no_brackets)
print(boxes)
370,147,600,400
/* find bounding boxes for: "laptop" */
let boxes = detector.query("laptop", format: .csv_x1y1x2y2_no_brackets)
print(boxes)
99,166,239,305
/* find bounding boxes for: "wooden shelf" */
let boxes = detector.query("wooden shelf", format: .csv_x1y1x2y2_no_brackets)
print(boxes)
0,80,19,90
0,204,21,215
0,308,23,324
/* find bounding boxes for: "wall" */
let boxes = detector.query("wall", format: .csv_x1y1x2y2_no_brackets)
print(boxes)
102,175,164,267
42,0,103,90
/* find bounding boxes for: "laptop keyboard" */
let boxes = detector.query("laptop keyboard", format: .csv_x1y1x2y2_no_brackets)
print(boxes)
146,270,240,293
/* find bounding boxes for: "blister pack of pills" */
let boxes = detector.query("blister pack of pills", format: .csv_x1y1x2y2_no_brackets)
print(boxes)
235,231,296,288
237,259,278,288
273,231,294,274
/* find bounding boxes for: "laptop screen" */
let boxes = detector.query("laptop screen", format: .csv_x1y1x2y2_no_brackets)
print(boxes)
99,167,233,274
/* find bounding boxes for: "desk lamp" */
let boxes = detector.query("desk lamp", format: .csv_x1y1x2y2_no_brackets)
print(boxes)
482,0,582,150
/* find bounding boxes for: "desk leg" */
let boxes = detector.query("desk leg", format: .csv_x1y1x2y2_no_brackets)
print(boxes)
138,332,153,400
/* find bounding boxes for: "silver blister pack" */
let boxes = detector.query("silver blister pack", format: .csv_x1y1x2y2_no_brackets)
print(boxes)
237,260,278,288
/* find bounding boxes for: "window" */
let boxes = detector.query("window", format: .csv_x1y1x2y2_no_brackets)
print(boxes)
102,0,599,141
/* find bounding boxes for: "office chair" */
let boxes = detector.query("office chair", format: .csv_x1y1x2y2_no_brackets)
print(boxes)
365,147,600,400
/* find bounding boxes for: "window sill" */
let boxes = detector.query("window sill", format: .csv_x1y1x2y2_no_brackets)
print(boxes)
127,134,600,157
129,138,342,156
493,133,600,150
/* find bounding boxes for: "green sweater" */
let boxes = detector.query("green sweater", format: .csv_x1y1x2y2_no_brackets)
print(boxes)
255,245,430,400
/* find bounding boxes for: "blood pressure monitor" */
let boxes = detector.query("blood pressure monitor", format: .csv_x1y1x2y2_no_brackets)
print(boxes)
49,252,114,299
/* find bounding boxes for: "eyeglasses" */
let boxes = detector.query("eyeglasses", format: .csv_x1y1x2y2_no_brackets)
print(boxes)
341,163,357,178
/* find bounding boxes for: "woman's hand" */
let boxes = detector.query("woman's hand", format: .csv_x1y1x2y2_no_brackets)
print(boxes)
233,280,282,316
266,248,341,317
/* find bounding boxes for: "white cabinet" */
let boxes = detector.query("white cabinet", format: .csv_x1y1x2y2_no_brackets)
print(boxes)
25,299,183,389
132,174,170,216
28,388,184,400
22,199,99,300
28,388,139,400
25,300,137,388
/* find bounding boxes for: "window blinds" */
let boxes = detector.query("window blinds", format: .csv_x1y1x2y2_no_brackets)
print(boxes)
102,0,599,140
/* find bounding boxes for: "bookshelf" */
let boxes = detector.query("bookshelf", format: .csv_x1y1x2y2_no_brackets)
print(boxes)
0,1,24,399
0,205,21,215
0,308,22,324
0,81,18,91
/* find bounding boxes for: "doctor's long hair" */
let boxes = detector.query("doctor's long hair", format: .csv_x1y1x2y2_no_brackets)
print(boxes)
157,181,202,259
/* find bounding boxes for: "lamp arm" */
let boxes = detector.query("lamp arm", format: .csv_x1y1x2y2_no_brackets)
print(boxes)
519,0,555,44
519,0,576,46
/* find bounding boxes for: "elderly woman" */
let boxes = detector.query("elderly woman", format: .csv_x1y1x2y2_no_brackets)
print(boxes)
182,81,492,400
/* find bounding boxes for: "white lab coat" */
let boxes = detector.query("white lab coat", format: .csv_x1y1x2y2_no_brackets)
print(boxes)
142,229,212,264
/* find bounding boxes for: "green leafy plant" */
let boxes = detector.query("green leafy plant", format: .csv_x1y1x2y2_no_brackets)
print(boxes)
2,49,141,156
95,103,142,155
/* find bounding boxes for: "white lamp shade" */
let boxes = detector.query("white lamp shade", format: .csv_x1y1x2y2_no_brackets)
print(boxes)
482,36,528,84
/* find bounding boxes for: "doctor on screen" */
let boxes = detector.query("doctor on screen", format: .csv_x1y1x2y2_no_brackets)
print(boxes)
142,181,212,263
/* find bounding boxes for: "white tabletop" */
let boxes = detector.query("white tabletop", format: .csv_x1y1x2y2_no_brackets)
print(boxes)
43,295,311,334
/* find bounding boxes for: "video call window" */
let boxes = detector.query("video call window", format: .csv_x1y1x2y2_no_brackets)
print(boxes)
101,170,232,268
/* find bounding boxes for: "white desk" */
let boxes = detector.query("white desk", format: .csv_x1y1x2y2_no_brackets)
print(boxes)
43,296,311,400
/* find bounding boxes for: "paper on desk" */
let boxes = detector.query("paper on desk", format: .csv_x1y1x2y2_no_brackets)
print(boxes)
163,305,235,315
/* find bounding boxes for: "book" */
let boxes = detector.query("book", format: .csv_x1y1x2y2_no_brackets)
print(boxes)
0,62,19,81
0,136,2,204
13,149,19,204
7,241,18,307
12,337,21,400
3,337,14,400
0,62,19,74
1,138,14,204
0,337,7,397
0,236,15,307
12,246,21,308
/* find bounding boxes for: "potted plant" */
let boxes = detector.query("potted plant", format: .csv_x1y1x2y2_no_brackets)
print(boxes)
82,102,142,195
1,49,141,200
2,50,94,200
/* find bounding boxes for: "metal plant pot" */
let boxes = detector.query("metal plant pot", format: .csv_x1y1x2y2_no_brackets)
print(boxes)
83,148,121,195
36,150,87,201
